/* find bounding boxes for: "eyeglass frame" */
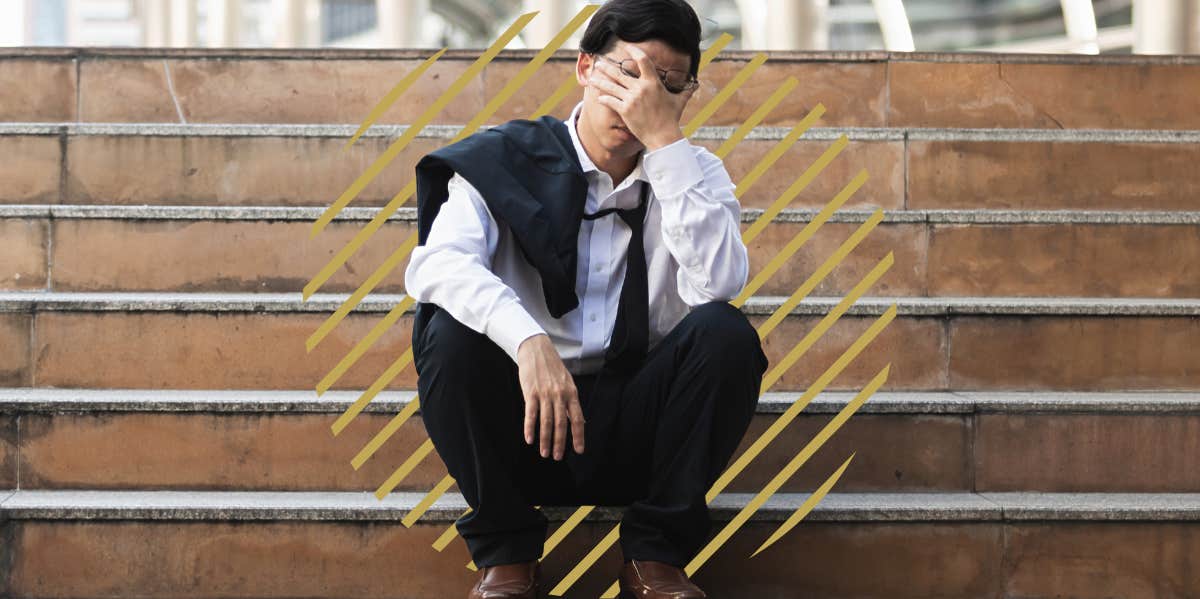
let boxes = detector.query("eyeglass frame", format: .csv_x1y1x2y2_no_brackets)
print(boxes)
590,53,699,94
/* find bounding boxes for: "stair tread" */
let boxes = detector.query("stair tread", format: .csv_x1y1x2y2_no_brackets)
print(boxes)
5,121,1200,144
3,489,1200,522
3,387,1199,414
3,291,1200,315
6,204,1200,224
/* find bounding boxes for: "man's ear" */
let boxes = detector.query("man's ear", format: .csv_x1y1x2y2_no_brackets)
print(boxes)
575,52,593,87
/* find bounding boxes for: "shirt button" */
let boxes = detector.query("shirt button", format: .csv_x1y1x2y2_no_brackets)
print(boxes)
589,314,598,322
594,264,603,273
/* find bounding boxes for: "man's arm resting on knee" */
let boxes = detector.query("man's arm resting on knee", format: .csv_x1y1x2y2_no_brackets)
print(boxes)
405,174,586,461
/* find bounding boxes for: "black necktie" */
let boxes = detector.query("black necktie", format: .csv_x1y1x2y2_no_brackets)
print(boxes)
582,180,650,374
567,180,650,486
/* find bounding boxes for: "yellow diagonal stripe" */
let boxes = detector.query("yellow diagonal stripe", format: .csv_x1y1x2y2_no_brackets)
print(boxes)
750,453,855,558
683,53,766,137
311,13,536,237
344,49,448,150
757,252,893,403
316,295,414,395
754,209,885,339
532,76,582,120
735,169,867,306
433,507,471,552
735,104,824,200
687,366,888,572
350,392,420,468
714,77,797,159
403,473,455,527
374,438,434,500
549,524,622,596
742,135,851,245
543,505,595,558
307,233,418,351
750,367,888,557
710,300,898,502
699,33,734,70
330,348,413,437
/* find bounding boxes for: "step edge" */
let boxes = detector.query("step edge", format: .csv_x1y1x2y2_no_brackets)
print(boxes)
3,388,1199,415
3,292,1199,316
5,122,1200,144
7,205,1200,225
3,490,1200,523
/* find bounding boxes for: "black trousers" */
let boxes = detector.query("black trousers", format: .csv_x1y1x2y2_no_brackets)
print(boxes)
414,301,769,568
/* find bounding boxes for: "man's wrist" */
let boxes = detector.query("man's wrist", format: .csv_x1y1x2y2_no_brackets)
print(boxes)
642,126,685,152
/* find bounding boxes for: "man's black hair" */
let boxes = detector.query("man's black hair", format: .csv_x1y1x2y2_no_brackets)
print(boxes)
579,0,703,78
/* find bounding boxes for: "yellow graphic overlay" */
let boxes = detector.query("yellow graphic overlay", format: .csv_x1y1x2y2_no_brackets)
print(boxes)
305,7,896,595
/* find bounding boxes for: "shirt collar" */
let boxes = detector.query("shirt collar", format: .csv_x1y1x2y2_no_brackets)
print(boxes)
567,101,649,186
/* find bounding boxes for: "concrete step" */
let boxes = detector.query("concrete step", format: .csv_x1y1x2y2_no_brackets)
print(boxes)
2,292,1198,391
3,388,1200,493
1,488,1198,598
4,204,1199,298
4,123,1200,211
4,47,1200,131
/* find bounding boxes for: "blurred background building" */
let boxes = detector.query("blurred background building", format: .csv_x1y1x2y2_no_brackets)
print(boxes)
1,0,1198,53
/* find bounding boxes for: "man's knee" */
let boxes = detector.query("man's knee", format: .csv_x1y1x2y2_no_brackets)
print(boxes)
416,306,511,381
681,301,764,365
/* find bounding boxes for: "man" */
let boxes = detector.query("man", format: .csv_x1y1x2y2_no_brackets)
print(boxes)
406,1,769,597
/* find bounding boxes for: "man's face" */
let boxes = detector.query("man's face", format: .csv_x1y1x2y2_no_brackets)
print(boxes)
574,38,693,158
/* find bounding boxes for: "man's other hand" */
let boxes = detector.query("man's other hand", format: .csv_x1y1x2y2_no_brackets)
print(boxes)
516,334,586,460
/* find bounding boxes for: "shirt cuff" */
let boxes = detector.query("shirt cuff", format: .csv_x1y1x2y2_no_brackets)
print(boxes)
485,300,546,363
643,138,704,198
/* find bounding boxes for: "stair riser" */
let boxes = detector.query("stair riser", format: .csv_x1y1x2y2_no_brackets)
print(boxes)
3,311,1198,391
3,519,1197,598
6,53,1200,130
6,133,1199,210
7,217,1199,298
8,411,1200,493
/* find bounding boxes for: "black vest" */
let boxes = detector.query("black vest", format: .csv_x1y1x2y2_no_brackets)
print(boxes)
411,116,590,364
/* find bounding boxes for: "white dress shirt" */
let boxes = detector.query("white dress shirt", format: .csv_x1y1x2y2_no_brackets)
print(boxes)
404,101,749,374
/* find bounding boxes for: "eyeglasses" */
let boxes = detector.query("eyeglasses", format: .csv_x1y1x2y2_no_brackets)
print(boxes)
592,53,699,94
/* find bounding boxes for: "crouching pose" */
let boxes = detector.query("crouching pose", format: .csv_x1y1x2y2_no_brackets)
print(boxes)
406,1,769,596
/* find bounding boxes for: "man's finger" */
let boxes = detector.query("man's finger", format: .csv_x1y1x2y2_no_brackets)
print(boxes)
596,94,626,115
594,60,632,89
539,394,553,457
567,396,586,454
588,74,630,101
626,45,659,83
553,393,569,460
524,393,538,445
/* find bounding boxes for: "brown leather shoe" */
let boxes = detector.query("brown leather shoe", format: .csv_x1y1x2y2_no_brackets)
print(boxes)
468,560,540,599
618,559,707,599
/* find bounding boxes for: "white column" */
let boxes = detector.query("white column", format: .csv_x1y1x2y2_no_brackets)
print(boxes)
272,0,306,47
734,0,767,49
872,0,914,51
522,0,572,48
378,0,429,48
206,0,239,47
1187,0,1200,52
170,0,198,46
764,0,828,50
140,0,173,47
1060,0,1099,53
0,0,31,46
1133,0,1189,53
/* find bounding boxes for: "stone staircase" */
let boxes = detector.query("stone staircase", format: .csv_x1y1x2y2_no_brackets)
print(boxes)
1,47,1199,598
